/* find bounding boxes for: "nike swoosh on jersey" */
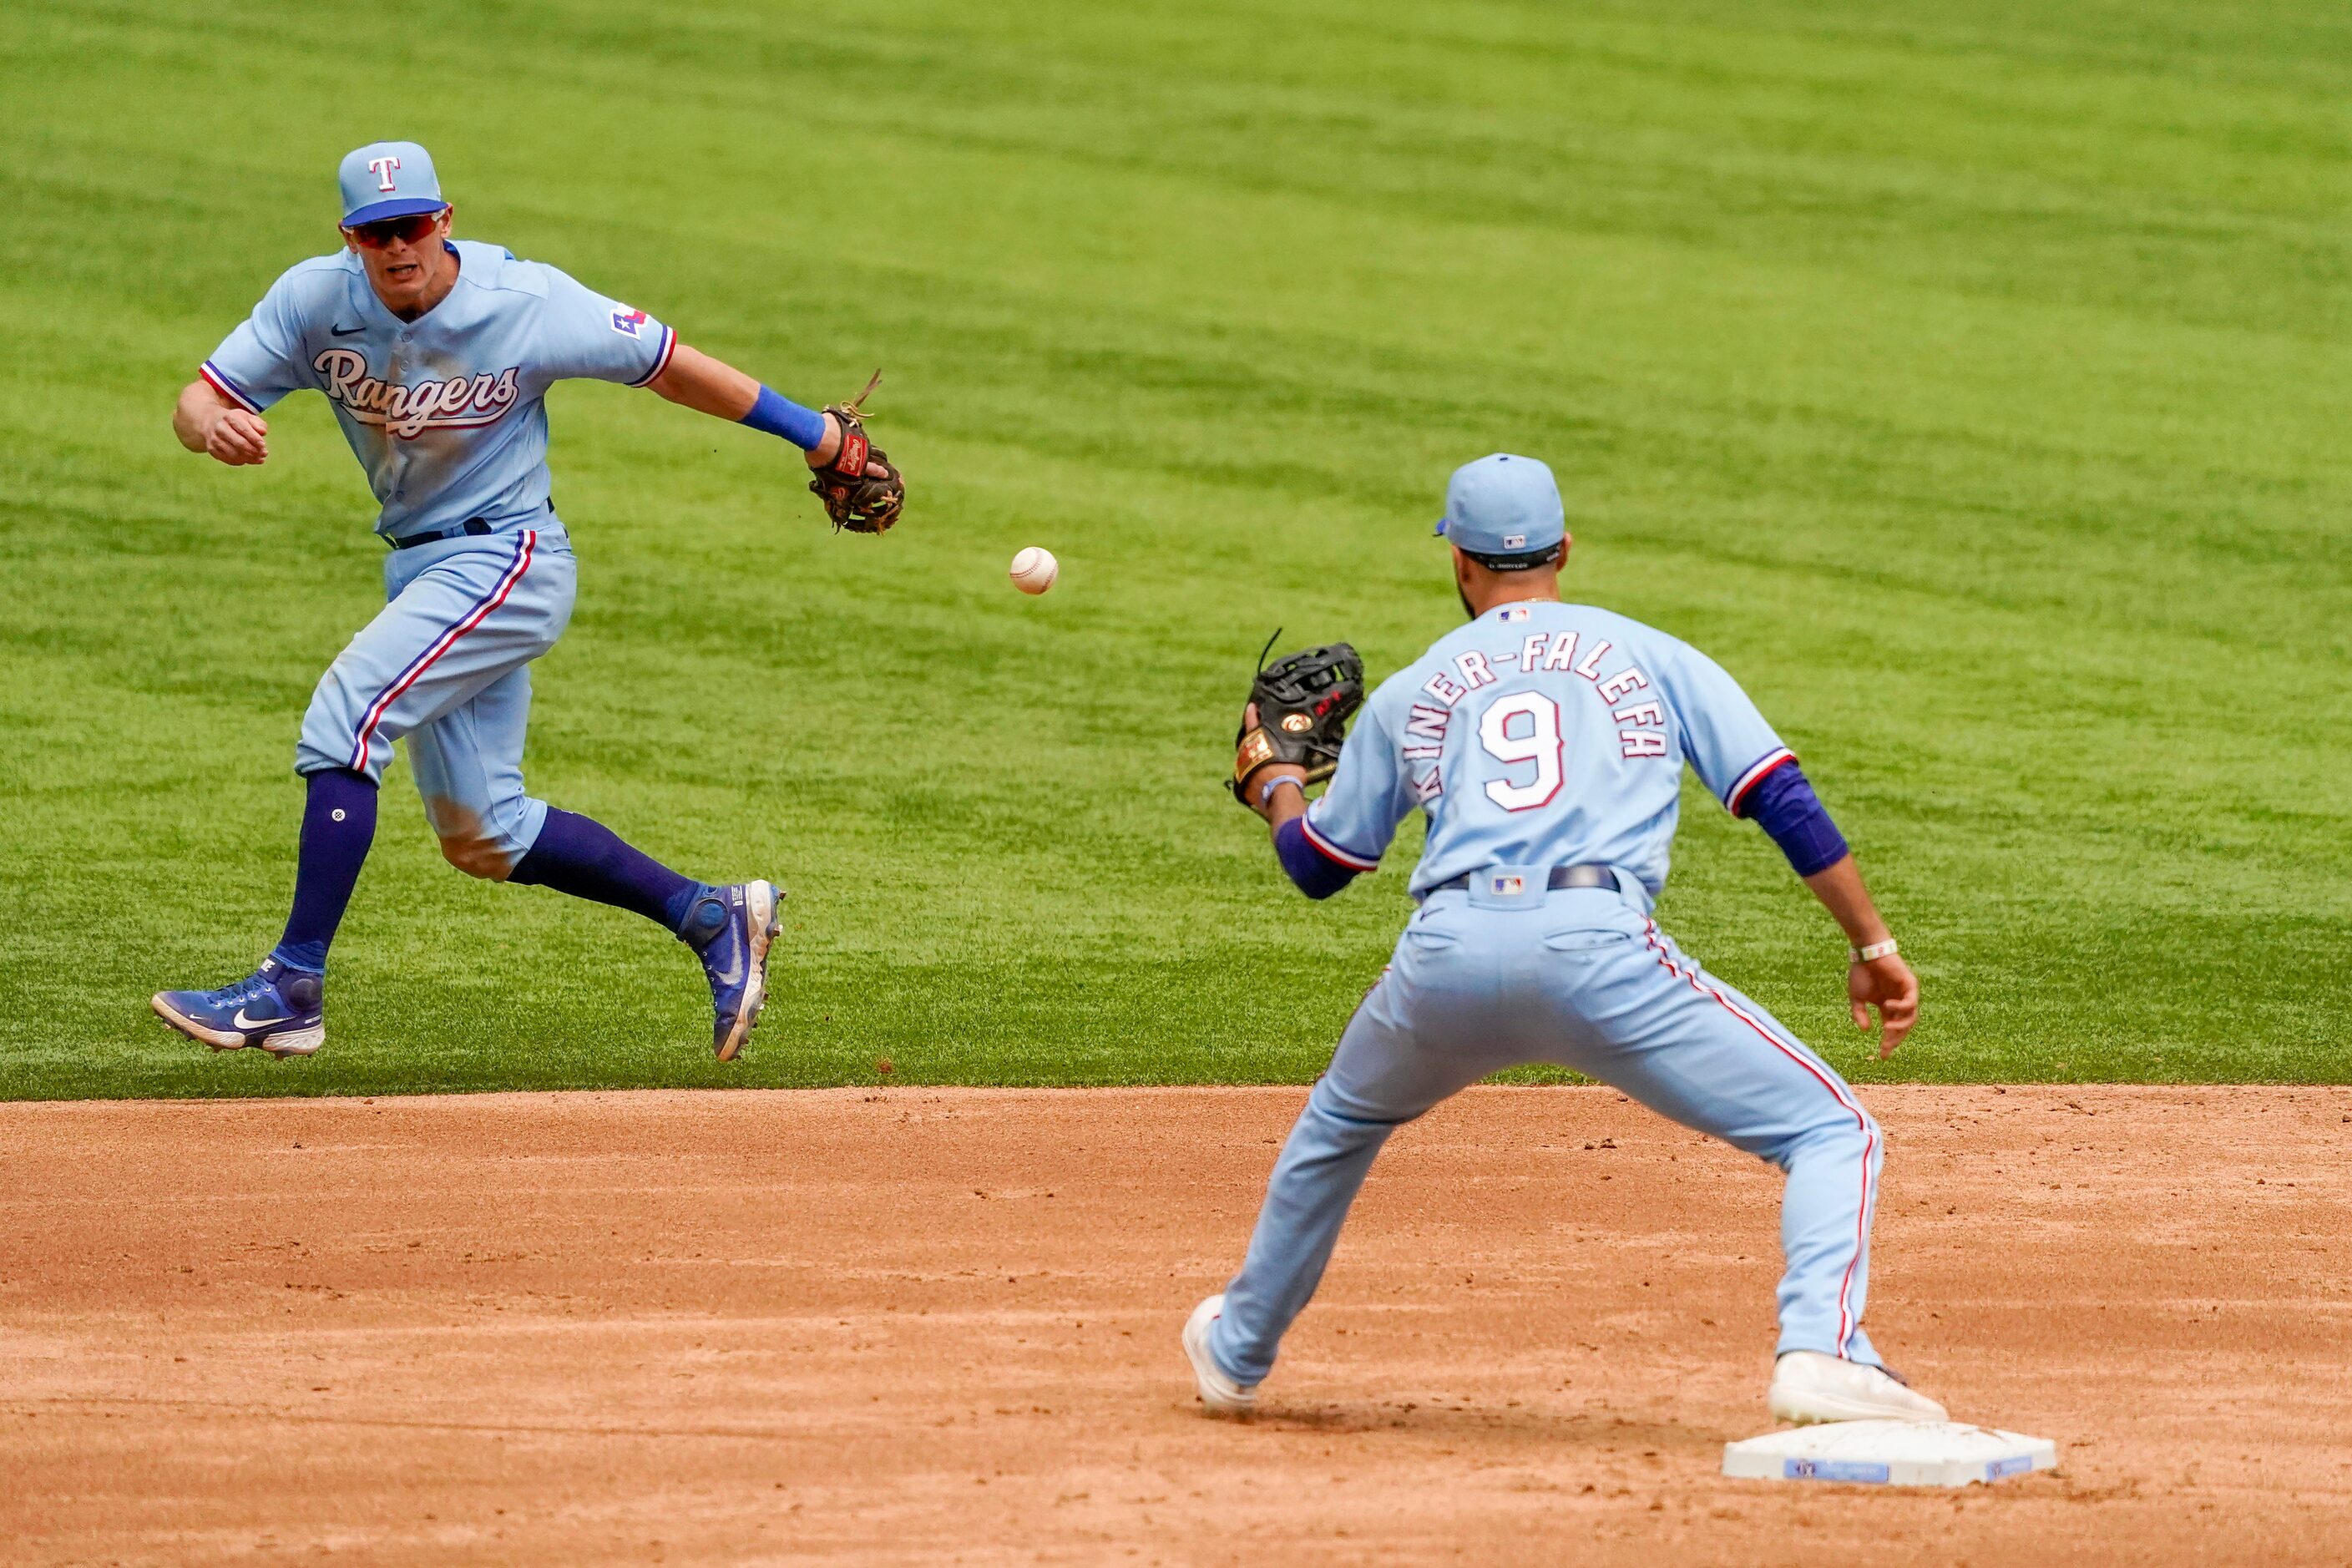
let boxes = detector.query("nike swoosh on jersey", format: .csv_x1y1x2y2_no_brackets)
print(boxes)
331,323,366,336
231,1006,291,1030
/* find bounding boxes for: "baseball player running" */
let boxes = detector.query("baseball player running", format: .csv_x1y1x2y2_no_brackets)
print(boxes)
1185,453,1946,1426
152,141,903,1061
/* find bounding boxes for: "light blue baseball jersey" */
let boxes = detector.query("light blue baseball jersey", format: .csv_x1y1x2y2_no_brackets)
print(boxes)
200,240,675,537
1302,600,1793,899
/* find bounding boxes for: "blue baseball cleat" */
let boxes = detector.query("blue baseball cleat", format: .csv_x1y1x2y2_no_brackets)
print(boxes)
681,880,782,1060
150,959,326,1058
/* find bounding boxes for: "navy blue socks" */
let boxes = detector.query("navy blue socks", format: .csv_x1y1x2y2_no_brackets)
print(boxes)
508,807,712,937
271,768,380,974
271,792,709,974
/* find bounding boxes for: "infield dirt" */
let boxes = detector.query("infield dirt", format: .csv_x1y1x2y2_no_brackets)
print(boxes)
4,1085,2347,1564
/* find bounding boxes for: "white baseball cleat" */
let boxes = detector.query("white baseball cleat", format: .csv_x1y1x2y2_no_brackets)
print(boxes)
1182,1295,1258,1416
1769,1350,1948,1425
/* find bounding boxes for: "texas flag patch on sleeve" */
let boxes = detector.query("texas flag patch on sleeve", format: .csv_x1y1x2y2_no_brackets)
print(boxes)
609,306,648,337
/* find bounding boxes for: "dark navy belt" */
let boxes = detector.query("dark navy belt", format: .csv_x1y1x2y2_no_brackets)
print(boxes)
385,518,498,550
1426,863,1618,897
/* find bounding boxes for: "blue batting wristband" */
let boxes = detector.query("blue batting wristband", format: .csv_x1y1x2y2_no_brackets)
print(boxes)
740,385,829,451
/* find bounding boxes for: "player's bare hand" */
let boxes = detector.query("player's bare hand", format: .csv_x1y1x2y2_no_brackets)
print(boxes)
1849,953,1919,1059
205,408,270,466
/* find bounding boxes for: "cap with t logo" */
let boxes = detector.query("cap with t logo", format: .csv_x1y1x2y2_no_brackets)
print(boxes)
1434,453,1565,568
338,141,447,226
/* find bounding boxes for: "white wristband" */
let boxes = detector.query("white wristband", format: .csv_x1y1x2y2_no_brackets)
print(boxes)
1851,938,1899,964
1258,774,1305,807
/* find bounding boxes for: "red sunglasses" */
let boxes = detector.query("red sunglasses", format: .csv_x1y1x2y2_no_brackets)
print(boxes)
342,210,445,247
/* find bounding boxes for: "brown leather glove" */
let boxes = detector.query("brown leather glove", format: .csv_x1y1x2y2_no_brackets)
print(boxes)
809,371,904,533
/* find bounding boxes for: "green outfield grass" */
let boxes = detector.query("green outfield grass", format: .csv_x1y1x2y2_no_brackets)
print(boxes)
3,0,2347,1097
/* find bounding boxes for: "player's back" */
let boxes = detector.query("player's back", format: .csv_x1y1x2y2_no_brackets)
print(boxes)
1302,600,1790,902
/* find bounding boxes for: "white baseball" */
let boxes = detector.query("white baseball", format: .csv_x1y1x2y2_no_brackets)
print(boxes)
1009,546,1059,595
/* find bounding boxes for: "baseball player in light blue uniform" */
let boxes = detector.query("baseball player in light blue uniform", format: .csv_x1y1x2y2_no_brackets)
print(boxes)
153,141,898,1061
1184,453,1948,1427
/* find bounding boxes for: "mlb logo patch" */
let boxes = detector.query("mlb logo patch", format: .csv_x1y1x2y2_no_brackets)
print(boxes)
609,306,648,338
1490,874,1525,896
1499,605,1530,623
1503,533,1526,549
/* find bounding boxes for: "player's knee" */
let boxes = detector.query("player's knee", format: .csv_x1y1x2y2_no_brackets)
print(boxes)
1762,1104,1876,1173
1302,1083,1410,1143
424,796,517,882
1808,1107,1882,1167
436,829,513,881
438,833,513,880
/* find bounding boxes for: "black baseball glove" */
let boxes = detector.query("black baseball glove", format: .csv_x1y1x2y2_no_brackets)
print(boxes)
1232,635,1366,803
809,370,904,534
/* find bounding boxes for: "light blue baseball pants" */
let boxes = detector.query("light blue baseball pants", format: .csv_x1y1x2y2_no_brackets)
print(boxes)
1207,874,1885,1386
295,522,577,878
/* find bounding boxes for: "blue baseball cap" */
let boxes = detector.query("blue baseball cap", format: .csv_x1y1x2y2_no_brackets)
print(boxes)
338,141,448,226
1434,453,1566,564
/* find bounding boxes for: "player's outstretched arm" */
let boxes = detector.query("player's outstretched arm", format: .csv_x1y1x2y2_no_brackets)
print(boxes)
173,380,269,466
645,343,904,533
644,343,885,477
1799,854,1919,1060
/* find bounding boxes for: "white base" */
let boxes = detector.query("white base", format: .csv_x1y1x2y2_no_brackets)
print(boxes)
1723,1420,2057,1487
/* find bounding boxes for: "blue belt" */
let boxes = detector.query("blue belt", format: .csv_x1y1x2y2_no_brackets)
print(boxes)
385,518,498,550
1425,863,1617,897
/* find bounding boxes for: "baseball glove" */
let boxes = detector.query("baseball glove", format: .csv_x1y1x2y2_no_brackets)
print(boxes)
809,370,904,534
1232,633,1366,803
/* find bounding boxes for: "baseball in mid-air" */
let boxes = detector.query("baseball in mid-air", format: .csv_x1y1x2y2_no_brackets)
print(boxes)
1009,546,1059,594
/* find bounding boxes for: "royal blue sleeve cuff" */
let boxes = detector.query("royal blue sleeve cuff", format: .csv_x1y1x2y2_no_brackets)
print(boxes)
1740,761,1849,878
740,384,828,451
1275,815,1359,900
